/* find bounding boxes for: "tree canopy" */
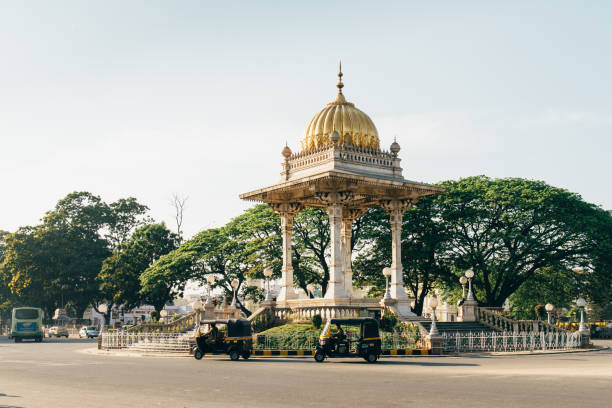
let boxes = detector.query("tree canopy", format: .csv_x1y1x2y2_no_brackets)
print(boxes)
436,176,611,307
2,177,610,322
100,223,179,315
0,191,152,320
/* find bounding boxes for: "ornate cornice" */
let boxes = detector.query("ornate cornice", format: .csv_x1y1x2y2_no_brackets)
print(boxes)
269,202,303,215
379,199,413,213
315,191,354,206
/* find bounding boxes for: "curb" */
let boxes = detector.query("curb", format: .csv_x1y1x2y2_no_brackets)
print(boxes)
449,346,609,357
252,349,431,356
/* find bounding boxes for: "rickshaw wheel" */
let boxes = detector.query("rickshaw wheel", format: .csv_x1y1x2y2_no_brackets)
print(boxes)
365,352,378,363
241,351,251,360
229,350,240,361
194,349,204,360
314,352,325,362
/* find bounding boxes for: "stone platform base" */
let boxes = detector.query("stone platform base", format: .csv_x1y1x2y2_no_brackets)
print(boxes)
270,297,416,321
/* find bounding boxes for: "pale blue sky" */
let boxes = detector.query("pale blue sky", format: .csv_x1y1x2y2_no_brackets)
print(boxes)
1,1,611,237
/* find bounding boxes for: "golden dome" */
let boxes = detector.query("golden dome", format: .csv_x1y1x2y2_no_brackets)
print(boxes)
301,64,380,152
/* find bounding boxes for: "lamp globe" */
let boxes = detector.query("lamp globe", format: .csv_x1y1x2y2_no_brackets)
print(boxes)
429,296,439,309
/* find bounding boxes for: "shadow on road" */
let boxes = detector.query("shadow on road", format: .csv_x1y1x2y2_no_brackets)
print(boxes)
0,391,23,408
225,358,479,367
0,337,97,345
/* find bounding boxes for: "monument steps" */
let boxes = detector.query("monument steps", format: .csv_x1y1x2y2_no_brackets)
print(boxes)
419,321,500,334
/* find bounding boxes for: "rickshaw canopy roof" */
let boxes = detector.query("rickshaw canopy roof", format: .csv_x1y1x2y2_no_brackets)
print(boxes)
226,319,251,337
329,318,378,325
199,319,230,325
324,318,380,338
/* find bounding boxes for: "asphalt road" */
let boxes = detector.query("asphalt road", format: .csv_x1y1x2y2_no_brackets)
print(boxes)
1,337,611,408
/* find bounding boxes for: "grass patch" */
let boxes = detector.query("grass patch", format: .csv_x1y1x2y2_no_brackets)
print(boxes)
257,323,320,337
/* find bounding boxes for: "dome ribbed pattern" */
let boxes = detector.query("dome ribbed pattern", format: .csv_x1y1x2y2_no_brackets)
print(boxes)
301,97,379,152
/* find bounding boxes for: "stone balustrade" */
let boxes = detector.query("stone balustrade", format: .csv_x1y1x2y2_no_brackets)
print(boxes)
125,311,198,334
477,308,569,335
271,298,383,321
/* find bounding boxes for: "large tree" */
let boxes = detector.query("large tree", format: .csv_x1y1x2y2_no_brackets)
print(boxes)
437,176,612,306
0,191,152,320
99,223,179,321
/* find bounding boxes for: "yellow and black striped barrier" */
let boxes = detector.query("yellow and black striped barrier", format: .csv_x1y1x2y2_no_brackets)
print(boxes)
252,349,429,356
253,350,314,356
381,349,430,356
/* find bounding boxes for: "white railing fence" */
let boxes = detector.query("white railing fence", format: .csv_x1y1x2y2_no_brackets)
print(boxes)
443,331,582,353
101,332,191,352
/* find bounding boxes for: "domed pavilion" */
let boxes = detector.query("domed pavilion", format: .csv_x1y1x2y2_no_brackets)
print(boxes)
240,65,444,319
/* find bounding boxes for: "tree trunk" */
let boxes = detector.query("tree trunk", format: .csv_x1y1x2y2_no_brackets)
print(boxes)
237,301,251,317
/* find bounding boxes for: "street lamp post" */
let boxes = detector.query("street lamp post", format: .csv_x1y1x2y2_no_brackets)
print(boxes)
206,275,216,304
231,279,239,308
263,268,273,301
576,297,587,332
545,303,554,325
459,276,467,299
465,269,475,301
306,283,314,299
429,296,439,336
192,299,203,322
382,267,392,300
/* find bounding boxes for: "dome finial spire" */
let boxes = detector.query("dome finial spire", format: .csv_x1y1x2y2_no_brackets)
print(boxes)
337,60,344,93
334,60,347,103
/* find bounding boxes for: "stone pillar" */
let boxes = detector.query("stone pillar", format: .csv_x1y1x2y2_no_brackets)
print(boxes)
341,218,353,296
340,209,365,298
315,192,352,299
426,334,444,355
458,300,478,322
578,330,591,348
326,202,348,298
204,303,215,319
270,203,302,302
380,199,412,299
279,212,296,301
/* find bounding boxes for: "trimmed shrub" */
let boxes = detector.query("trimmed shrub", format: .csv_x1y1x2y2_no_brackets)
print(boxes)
380,311,398,332
311,314,323,329
149,310,159,322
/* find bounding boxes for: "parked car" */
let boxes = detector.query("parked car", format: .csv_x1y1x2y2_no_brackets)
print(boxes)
79,326,99,338
48,326,69,338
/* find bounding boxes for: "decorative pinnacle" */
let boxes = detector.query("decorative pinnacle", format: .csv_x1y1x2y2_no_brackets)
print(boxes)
281,141,292,159
337,60,344,93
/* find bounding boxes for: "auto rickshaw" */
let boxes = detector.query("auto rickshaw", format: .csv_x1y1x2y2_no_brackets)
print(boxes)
314,318,381,363
193,319,253,361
